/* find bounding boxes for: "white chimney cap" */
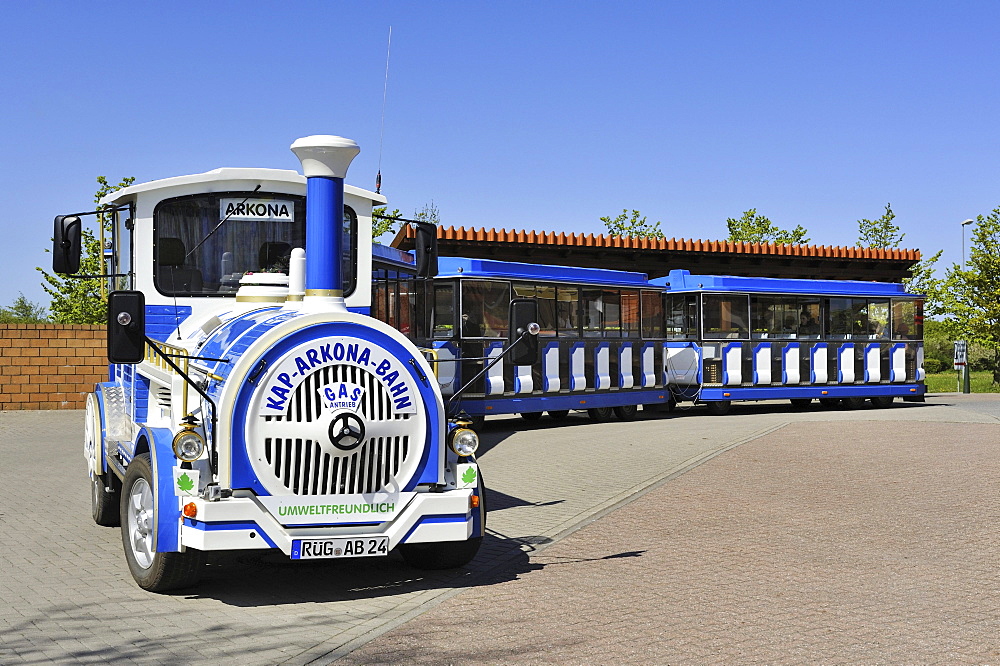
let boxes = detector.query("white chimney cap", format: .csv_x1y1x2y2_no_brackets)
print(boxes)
290,135,360,179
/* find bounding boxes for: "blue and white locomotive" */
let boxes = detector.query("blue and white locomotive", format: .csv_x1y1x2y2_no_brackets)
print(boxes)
54,136,498,591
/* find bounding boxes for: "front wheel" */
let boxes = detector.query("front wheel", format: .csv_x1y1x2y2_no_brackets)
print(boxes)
121,454,204,592
547,410,570,420
520,412,543,421
789,398,812,411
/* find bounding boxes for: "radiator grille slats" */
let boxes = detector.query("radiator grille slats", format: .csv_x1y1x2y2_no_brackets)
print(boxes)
258,363,412,495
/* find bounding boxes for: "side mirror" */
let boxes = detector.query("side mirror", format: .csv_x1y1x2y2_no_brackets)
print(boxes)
108,291,146,364
414,221,438,278
52,215,82,274
508,298,540,366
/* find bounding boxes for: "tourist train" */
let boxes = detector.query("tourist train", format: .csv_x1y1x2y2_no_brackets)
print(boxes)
53,135,924,590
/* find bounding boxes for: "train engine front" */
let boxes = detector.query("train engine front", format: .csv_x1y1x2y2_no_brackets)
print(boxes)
56,136,485,591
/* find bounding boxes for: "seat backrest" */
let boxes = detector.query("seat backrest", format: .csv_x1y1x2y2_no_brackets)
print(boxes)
158,237,187,267
157,237,203,292
259,242,292,271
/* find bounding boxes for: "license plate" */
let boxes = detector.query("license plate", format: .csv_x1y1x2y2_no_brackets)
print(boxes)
291,536,389,560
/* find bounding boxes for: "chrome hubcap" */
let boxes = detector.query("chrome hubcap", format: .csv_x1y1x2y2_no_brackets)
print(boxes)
127,477,154,569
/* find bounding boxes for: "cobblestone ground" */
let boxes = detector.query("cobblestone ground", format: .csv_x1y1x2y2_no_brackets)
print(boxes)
341,418,1000,665
2,396,998,664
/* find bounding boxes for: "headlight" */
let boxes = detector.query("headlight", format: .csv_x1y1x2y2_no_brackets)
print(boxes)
172,429,205,462
448,427,479,457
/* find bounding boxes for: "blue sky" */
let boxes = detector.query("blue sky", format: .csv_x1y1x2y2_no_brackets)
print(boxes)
2,1,998,310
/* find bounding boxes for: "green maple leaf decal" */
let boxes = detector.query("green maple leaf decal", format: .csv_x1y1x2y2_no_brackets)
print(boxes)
461,467,477,484
177,472,195,493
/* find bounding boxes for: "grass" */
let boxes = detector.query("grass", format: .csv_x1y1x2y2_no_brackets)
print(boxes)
925,371,1000,393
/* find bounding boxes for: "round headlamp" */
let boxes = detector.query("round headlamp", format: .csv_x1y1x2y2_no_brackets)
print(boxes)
448,427,480,457
172,429,206,462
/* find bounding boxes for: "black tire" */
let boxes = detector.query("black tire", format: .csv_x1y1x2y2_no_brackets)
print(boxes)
843,396,866,410
547,410,570,420
400,472,485,570
705,400,731,416
789,398,812,411
871,396,894,409
86,394,119,527
613,404,638,420
121,454,204,592
520,412,543,421
587,407,614,422
819,398,842,409
92,472,120,527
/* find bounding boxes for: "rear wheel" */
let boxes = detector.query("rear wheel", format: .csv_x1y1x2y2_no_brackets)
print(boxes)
401,474,485,570
121,454,204,592
92,473,120,527
789,398,812,411
613,404,638,420
547,410,570,420
819,398,842,409
86,394,119,527
587,407,614,422
520,412,543,421
843,396,866,410
871,396,894,409
705,400,731,416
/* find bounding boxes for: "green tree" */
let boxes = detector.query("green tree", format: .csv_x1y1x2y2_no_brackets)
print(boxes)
857,203,904,248
726,209,810,245
600,209,665,239
37,176,134,323
413,200,440,225
372,201,440,242
0,293,48,323
902,249,944,315
372,206,403,240
937,208,1000,384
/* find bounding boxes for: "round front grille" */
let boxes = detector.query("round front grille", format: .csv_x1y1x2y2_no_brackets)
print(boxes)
247,363,422,495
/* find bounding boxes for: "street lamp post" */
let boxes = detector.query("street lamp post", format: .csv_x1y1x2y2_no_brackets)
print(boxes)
962,219,974,270
960,219,974,394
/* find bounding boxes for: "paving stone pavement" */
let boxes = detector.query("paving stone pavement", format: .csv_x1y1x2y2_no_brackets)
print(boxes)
342,397,1000,665
1,394,998,664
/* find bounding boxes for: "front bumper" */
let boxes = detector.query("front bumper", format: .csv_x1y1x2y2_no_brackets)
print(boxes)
180,489,477,556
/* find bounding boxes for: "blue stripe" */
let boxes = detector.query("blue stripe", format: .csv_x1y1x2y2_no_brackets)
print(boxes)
454,388,671,415
699,384,925,401
400,513,469,544
183,519,278,549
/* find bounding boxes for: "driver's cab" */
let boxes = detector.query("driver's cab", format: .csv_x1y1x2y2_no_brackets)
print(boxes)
97,167,385,341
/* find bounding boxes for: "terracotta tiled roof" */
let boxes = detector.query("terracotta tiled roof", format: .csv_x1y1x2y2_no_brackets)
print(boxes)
393,225,921,261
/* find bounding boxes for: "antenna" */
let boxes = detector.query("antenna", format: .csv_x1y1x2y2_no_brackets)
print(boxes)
376,26,391,194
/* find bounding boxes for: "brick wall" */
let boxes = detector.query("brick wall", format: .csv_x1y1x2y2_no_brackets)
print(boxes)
0,325,108,410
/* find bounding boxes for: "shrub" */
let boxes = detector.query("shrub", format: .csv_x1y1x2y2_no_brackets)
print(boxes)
923,357,944,374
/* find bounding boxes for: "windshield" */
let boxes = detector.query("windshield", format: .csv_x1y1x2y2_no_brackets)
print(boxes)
153,192,356,296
